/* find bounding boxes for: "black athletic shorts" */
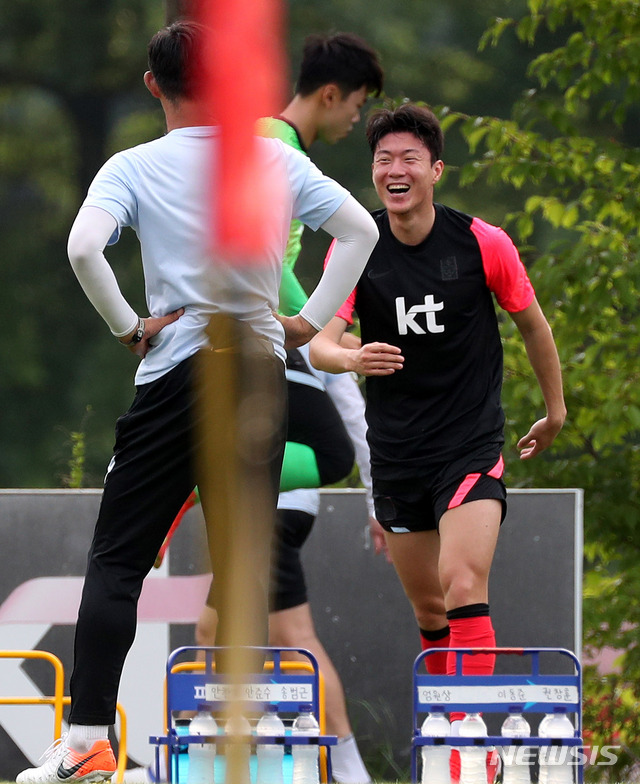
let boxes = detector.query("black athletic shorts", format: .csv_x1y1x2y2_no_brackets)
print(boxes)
285,349,354,486
269,507,315,612
373,450,507,534
205,507,315,613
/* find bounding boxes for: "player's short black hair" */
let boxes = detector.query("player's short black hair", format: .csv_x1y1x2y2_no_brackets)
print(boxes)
147,21,205,101
366,103,444,163
296,33,384,99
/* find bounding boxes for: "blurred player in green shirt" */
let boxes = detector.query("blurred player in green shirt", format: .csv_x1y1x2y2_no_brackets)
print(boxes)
260,32,383,321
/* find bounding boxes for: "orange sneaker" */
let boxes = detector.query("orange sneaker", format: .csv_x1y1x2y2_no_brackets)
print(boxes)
17,736,116,783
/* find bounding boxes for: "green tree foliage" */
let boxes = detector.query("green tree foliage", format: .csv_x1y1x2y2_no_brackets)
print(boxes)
581,665,640,779
0,0,164,485
0,0,163,191
442,0,640,682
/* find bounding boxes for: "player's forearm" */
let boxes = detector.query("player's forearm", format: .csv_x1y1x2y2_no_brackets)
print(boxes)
309,330,354,374
277,313,318,349
67,207,139,337
515,303,566,425
524,327,566,425
299,197,378,331
69,248,139,338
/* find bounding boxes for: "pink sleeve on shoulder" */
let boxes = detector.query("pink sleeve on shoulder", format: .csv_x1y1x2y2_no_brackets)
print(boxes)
323,238,356,325
470,217,535,312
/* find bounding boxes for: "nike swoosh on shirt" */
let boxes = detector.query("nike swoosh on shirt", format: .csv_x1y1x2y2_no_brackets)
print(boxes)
367,268,392,279
56,751,100,780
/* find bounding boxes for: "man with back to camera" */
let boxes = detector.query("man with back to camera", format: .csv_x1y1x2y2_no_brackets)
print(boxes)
16,21,379,784
310,103,566,783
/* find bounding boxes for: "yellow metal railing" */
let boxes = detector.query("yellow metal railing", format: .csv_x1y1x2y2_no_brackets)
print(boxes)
0,650,127,784
0,650,65,737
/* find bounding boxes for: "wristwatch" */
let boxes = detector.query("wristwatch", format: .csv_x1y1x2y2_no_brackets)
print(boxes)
121,318,145,346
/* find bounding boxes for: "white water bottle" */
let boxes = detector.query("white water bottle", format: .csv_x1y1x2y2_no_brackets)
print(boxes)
291,704,320,784
187,710,217,784
538,709,574,784
537,714,554,784
224,712,252,784
459,712,488,784
256,704,285,784
420,707,451,784
500,710,531,784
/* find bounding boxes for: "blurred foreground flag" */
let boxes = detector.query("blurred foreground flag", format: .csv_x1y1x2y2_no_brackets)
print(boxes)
198,0,286,262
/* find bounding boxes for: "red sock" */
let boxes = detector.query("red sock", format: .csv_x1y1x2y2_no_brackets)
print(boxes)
447,611,496,783
447,612,496,722
419,626,450,674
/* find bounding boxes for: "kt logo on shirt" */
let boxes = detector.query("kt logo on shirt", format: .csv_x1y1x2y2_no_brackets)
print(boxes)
395,295,444,335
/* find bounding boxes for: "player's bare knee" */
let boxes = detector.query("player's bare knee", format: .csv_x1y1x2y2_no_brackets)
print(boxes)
413,596,446,629
269,624,300,649
441,568,486,609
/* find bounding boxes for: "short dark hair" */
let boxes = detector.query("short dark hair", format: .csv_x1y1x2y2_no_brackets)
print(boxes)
296,33,384,99
366,103,444,163
147,21,205,101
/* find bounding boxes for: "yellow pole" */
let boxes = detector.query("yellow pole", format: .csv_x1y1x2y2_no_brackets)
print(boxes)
196,314,284,784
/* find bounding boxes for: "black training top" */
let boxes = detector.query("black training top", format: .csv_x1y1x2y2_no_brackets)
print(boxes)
333,204,535,480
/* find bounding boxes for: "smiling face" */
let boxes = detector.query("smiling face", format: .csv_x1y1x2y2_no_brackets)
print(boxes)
372,131,444,218
318,85,369,144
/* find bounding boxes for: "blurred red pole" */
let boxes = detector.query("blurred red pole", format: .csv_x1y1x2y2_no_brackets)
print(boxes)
197,0,286,261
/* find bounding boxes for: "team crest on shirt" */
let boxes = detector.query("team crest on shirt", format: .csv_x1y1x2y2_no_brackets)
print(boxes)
395,295,445,335
440,256,459,280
